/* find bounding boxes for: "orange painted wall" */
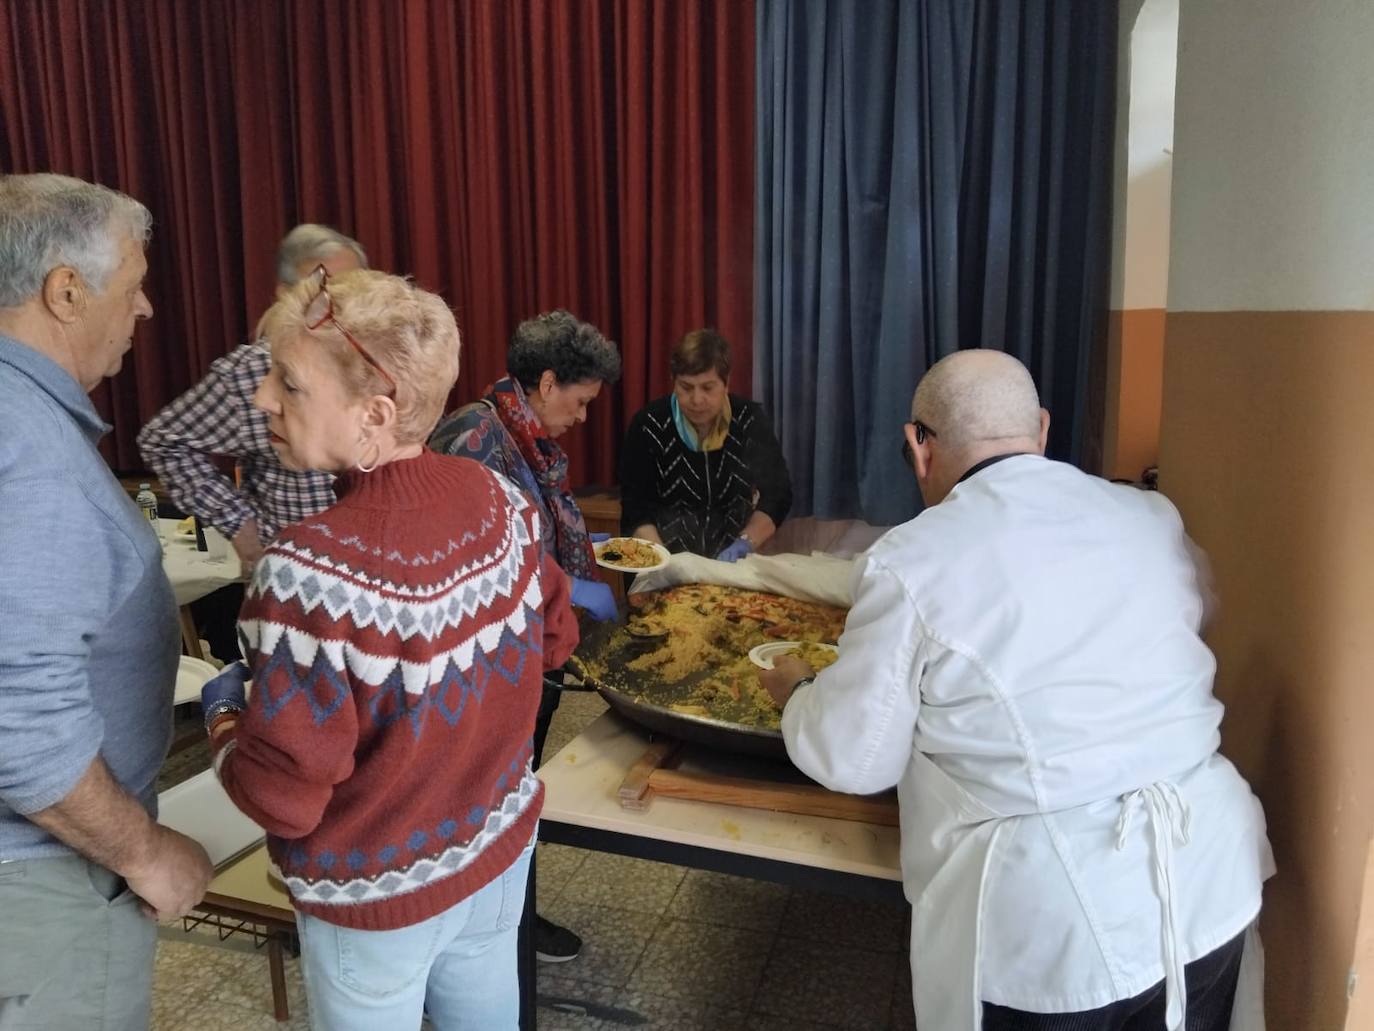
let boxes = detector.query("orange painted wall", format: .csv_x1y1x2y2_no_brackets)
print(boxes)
1103,308,1165,480
1158,310,1374,1028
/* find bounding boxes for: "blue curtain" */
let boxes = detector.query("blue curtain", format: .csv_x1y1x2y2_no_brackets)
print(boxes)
755,0,1118,526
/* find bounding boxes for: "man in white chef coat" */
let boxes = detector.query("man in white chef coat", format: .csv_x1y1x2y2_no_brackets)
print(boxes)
761,349,1273,1031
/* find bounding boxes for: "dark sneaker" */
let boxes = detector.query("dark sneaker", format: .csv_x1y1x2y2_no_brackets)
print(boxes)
534,913,582,963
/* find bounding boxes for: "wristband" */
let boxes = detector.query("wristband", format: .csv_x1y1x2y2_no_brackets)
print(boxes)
207,710,239,739
203,698,245,730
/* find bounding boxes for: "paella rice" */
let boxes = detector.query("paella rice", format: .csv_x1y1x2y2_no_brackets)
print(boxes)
596,537,663,568
578,584,846,731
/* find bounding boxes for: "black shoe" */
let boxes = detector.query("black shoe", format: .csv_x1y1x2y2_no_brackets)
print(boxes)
534,913,582,963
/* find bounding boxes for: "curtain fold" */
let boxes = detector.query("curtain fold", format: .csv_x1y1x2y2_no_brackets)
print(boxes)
0,0,755,485
755,0,1117,526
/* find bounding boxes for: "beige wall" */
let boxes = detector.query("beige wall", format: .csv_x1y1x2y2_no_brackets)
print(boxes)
1162,1,1374,1025
1168,0,1374,312
1110,0,1176,312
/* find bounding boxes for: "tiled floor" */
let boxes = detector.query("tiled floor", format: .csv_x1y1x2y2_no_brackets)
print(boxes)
152,690,915,1029
152,926,311,1030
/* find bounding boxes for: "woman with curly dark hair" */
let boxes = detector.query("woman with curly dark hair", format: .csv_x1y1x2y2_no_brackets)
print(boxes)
428,309,620,980
431,310,622,624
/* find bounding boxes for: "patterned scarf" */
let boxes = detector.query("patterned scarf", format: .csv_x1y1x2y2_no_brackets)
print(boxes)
670,394,732,452
486,377,597,579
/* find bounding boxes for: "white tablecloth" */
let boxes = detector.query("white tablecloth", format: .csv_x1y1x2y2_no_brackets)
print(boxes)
158,518,241,606
627,550,857,608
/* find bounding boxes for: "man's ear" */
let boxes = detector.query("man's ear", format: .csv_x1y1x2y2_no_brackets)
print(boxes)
1037,409,1051,454
42,266,83,324
903,421,930,481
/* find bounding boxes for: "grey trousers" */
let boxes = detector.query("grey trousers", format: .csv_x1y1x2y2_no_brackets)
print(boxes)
0,854,157,1031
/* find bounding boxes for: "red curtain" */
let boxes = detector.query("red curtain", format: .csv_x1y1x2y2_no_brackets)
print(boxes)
0,0,755,486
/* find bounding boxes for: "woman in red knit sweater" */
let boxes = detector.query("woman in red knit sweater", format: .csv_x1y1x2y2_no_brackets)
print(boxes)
200,267,578,1030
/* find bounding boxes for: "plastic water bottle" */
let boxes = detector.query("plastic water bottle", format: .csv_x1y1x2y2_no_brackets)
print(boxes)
135,483,159,525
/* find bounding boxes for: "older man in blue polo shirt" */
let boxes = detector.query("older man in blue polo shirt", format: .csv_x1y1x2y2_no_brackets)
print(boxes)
0,173,213,1029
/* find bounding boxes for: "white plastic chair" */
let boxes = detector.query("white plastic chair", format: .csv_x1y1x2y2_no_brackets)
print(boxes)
174,655,223,707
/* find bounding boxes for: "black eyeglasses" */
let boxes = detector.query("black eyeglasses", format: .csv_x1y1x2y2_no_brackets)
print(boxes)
900,420,937,470
303,264,397,396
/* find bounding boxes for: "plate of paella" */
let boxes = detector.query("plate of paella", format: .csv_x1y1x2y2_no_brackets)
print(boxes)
594,536,671,573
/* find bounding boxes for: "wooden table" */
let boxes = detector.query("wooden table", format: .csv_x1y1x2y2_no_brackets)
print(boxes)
157,769,294,1021
183,711,903,1025
534,710,903,1025
195,847,298,1022
538,710,904,902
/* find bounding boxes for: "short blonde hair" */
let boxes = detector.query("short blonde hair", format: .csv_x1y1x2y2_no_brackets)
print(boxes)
260,270,461,444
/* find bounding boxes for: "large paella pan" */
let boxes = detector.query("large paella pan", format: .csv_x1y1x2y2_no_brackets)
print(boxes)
572,584,846,759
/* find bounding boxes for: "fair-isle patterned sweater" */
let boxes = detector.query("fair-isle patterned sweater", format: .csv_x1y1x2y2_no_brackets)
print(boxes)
211,449,578,931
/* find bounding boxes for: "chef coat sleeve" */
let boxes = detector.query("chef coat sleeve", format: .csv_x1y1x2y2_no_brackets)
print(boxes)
1144,490,1215,630
780,551,923,795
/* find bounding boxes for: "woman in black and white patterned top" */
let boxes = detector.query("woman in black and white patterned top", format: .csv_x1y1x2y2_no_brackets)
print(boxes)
619,330,792,560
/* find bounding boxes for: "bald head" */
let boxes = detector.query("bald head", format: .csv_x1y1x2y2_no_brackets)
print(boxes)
904,349,1048,506
912,349,1042,450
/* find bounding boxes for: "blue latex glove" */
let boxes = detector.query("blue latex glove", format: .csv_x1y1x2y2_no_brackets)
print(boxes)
715,536,753,563
201,661,249,728
589,532,612,543
570,577,618,621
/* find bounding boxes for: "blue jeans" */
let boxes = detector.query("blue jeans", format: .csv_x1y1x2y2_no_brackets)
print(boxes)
296,841,533,1031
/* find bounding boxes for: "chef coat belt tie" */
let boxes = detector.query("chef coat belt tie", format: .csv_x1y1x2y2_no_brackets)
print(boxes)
1115,781,1192,1031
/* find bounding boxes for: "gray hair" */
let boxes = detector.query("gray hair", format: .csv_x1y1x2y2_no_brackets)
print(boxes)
275,224,369,285
0,174,152,309
507,309,621,388
912,349,1042,450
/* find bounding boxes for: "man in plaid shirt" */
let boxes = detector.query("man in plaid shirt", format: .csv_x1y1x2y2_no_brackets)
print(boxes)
138,225,367,571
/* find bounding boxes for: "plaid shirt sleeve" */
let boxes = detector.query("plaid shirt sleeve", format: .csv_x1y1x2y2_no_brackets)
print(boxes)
137,343,269,540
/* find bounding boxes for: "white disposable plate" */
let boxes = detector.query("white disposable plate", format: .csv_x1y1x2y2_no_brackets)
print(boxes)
594,537,670,574
749,641,839,670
